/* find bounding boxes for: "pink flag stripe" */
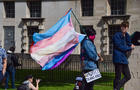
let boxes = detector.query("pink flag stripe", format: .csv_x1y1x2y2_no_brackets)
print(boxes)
30,20,73,53
31,32,79,66
36,36,78,67
31,28,78,61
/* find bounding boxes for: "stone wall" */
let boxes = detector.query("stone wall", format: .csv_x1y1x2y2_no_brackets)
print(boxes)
125,46,140,90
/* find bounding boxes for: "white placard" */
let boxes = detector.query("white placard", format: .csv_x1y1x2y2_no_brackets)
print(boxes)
84,69,102,83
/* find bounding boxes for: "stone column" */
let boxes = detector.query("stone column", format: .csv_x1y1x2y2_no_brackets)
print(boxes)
22,24,28,53
125,46,140,90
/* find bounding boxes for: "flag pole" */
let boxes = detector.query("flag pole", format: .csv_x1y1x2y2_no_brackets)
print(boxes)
71,9,86,34
71,10,86,88
64,8,72,16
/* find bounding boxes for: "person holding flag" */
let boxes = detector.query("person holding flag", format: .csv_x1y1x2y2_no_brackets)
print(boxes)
80,27,103,90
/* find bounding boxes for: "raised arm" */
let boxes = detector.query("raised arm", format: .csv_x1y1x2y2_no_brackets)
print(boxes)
29,79,40,90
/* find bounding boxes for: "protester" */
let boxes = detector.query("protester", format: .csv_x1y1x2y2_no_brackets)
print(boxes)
112,21,135,90
5,46,21,89
0,47,7,83
17,75,40,90
80,27,103,90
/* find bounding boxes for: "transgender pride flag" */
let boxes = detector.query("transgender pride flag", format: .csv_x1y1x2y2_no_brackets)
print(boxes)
30,9,85,70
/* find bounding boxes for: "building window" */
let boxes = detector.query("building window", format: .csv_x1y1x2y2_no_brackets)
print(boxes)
80,25,93,34
108,25,121,54
4,26,15,51
4,1,15,18
110,0,126,15
81,0,93,16
27,27,39,51
28,1,41,17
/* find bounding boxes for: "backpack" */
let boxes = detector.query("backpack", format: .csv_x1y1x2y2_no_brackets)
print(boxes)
7,53,20,67
7,53,13,67
11,53,20,67
17,83,30,90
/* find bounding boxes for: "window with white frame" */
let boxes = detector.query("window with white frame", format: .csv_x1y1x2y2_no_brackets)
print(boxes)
4,1,15,18
108,25,121,54
28,1,41,17
110,0,126,15
81,0,94,16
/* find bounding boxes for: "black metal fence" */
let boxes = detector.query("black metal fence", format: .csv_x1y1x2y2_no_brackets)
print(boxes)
15,54,115,86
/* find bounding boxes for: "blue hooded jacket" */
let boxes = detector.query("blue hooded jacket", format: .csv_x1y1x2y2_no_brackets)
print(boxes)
80,37,99,70
113,32,132,64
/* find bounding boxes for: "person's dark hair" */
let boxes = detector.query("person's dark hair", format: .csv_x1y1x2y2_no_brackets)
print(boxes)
121,21,129,28
9,46,15,52
85,27,96,36
25,75,33,81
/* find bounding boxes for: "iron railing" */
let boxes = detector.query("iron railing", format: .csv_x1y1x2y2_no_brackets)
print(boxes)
15,54,115,86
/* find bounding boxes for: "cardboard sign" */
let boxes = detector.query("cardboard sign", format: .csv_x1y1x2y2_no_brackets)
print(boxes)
84,69,102,83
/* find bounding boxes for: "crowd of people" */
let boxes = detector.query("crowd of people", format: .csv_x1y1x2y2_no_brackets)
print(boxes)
0,21,135,90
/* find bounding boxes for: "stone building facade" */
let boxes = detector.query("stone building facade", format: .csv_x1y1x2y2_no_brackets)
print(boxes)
0,0,140,89
0,0,140,57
